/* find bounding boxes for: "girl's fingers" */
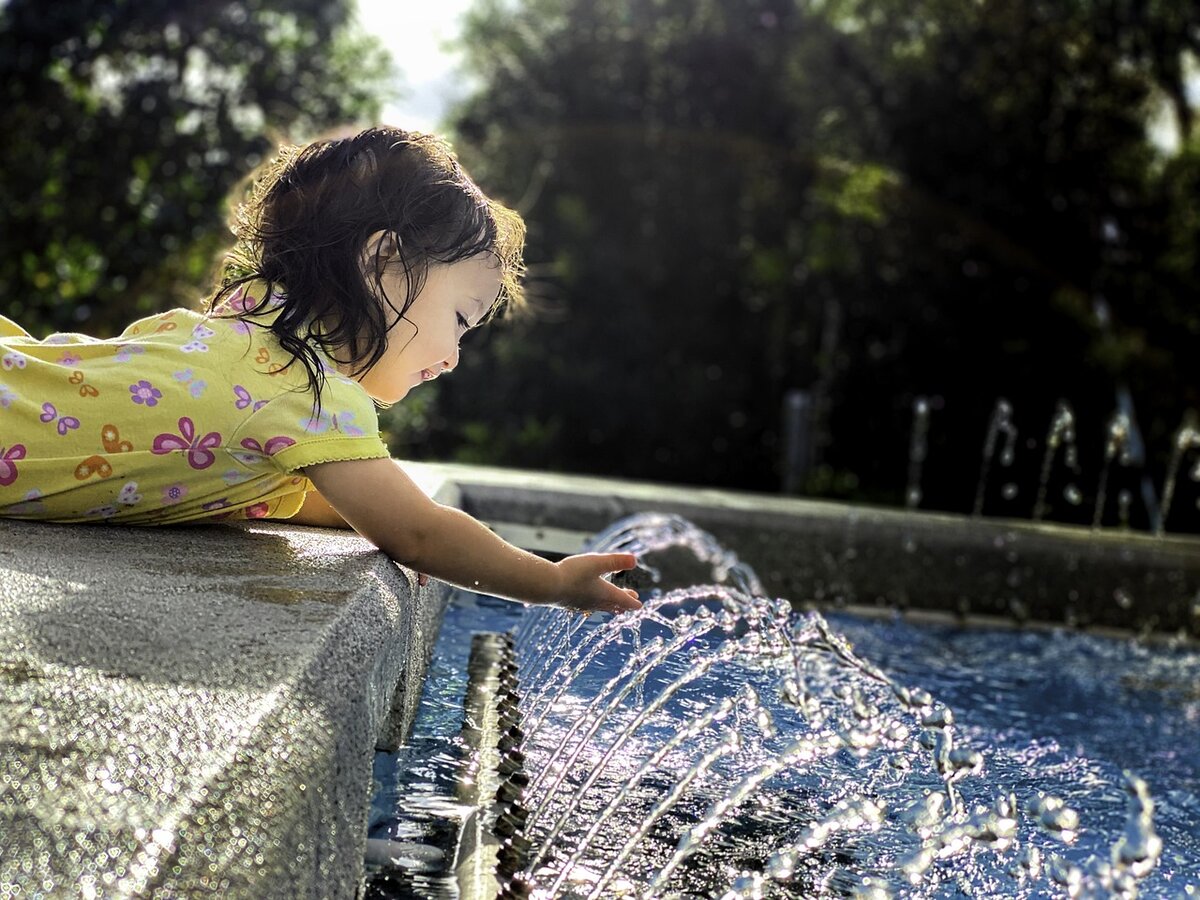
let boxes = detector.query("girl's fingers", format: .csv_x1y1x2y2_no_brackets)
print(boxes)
606,583,641,612
585,551,637,575
553,552,641,614
609,552,637,571
569,585,640,617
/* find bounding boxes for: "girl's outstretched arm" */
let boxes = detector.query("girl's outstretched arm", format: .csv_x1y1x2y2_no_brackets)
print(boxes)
303,457,642,615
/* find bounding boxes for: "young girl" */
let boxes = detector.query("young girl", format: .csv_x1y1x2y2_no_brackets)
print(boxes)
0,126,640,616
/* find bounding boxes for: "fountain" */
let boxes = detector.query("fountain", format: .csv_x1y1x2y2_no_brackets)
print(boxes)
973,397,1018,517
366,512,1199,899
362,403,1200,899
5,449,1197,897
1158,416,1200,536
905,396,931,510
1032,400,1083,523
1092,410,1132,530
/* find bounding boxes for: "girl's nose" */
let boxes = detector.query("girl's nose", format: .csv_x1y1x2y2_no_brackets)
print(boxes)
441,347,459,373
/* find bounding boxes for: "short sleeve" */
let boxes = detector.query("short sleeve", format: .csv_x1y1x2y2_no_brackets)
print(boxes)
230,372,391,474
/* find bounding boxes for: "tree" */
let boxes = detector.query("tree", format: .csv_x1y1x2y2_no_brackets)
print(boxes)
424,0,1198,531
0,0,388,337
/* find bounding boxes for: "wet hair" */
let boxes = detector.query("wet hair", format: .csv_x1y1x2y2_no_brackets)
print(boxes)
210,125,526,404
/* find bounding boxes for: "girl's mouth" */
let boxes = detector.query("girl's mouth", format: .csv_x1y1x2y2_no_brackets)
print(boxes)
420,368,439,381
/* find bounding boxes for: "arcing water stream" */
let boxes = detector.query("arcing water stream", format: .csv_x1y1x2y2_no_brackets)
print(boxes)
500,513,1198,899
365,512,1199,899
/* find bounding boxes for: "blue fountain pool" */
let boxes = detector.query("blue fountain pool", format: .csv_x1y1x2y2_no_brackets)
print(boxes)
366,516,1200,899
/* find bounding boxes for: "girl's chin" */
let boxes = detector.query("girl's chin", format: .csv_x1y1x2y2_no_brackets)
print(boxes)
366,384,411,404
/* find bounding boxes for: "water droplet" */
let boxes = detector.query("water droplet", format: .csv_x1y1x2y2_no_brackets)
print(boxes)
1114,588,1133,609
921,706,954,728
947,747,982,774
1028,795,1079,842
894,685,932,709
1008,845,1042,880
766,851,795,881
1064,484,1082,505
1001,483,1018,500
898,791,946,830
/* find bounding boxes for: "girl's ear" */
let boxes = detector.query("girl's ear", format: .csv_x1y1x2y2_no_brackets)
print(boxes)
377,230,402,257
362,229,402,275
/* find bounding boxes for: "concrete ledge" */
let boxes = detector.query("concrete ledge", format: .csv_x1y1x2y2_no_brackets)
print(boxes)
0,517,450,898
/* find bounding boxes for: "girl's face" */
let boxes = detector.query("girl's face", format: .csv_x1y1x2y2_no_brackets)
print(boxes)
352,253,501,404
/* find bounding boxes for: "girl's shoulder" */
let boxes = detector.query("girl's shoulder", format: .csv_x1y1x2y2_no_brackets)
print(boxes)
117,307,207,340
0,313,32,340
114,280,285,338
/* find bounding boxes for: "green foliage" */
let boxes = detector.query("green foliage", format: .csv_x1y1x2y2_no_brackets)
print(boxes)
427,0,1198,528
0,0,388,336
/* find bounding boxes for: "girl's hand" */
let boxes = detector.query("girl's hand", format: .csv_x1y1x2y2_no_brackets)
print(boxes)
551,552,641,615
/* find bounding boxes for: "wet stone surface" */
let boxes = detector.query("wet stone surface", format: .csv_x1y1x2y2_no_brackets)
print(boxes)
0,518,446,899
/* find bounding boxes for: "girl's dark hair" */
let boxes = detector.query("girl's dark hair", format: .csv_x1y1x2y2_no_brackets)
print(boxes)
210,125,526,403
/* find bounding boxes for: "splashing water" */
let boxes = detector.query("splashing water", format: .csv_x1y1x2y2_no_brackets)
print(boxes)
906,396,932,509
505,513,1196,899
974,398,1018,517
1158,418,1200,536
1093,410,1132,530
1034,400,1083,522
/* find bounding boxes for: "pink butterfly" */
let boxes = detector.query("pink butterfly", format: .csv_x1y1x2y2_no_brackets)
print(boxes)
0,444,25,486
221,285,265,315
219,287,257,334
40,402,81,435
233,435,295,465
152,416,223,470
232,385,268,411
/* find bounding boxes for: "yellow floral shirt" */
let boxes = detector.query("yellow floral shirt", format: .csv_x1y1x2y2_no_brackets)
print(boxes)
0,283,390,524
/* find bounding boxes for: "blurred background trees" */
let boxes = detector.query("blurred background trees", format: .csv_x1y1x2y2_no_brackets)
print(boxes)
432,0,1200,531
2,0,1197,531
0,0,386,335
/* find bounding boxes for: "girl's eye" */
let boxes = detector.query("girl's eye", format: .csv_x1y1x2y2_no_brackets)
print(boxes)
456,313,470,331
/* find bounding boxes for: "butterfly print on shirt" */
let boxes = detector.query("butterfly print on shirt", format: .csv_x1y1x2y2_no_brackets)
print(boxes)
74,424,134,480
40,402,80,436
152,416,222,470
0,444,26,486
